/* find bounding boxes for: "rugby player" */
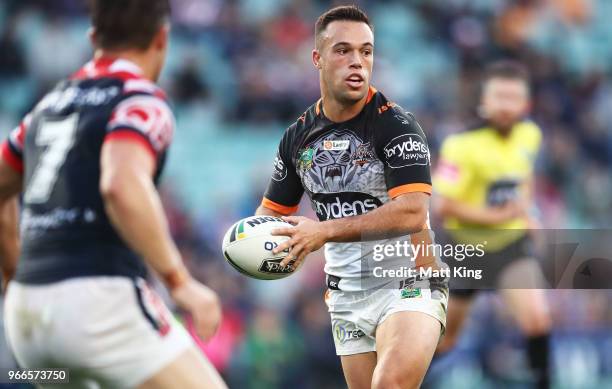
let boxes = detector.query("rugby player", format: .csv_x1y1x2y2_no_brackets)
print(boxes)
0,1,226,387
433,61,552,388
256,6,448,389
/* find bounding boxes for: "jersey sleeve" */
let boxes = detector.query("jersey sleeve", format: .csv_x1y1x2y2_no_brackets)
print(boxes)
261,128,304,215
374,109,432,199
105,94,175,157
0,113,32,174
432,135,472,200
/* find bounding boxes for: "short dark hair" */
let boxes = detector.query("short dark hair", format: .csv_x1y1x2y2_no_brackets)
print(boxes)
315,5,372,40
483,60,530,85
89,0,171,50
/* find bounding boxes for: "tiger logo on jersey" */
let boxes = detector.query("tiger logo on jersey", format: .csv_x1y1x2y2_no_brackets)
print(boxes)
299,129,383,194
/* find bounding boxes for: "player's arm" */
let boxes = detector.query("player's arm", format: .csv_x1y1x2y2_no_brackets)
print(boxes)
272,191,429,267
328,191,428,239
256,127,303,218
101,96,220,340
435,195,524,225
255,205,286,218
100,141,188,286
0,119,27,292
0,161,21,293
280,191,427,239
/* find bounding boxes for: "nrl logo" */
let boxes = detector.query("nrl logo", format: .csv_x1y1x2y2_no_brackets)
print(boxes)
297,147,314,171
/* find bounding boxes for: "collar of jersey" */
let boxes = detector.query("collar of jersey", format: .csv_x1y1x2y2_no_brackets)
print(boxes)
72,56,144,80
315,85,378,123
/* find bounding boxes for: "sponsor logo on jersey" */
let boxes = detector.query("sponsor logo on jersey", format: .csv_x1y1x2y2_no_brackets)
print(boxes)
377,101,397,114
21,207,81,230
297,147,314,171
333,320,366,344
323,139,350,151
351,143,376,166
258,257,294,274
383,133,430,168
271,152,288,181
401,287,422,299
311,192,382,221
38,86,120,111
486,179,520,206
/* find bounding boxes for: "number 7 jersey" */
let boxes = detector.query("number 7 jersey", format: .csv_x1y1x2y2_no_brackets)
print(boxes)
0,57,174,284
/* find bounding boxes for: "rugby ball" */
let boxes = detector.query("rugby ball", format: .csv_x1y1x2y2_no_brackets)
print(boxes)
222,216,296,280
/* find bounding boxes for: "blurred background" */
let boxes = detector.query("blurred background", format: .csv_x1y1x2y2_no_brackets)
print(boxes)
0,0,611,388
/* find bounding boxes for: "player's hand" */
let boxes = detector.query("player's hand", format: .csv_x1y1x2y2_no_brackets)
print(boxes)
171,278,222,341
271,216,329,268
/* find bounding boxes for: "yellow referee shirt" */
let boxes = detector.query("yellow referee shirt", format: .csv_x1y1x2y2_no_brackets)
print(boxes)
433,120,542,251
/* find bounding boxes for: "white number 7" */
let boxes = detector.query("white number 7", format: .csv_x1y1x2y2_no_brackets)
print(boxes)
24,113,79,204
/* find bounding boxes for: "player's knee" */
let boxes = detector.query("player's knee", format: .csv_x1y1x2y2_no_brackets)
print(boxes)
371,362,421,389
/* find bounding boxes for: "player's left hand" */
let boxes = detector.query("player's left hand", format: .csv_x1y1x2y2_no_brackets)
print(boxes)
271,216,329,269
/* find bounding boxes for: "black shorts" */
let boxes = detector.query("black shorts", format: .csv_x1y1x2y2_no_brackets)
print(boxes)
441,233,534,299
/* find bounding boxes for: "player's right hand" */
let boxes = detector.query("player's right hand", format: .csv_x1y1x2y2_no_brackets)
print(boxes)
171,278,222,341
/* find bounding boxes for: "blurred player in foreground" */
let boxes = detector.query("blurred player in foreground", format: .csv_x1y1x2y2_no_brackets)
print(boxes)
433,61,552,388
256,5,447,389
0,1,226,387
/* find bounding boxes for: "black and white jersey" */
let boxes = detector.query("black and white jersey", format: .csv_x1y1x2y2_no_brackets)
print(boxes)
1,57,174,284
262,87,433,290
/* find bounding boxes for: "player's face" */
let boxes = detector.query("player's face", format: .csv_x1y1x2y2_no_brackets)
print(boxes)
481,78,530,131
314,21,374,105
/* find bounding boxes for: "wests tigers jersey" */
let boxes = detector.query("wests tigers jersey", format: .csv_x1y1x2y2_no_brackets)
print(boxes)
262,87,433,291
0,57,174,284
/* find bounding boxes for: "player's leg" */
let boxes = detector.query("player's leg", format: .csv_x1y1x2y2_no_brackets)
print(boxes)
326,289,378,389
435,290,475,354
339,352,377,389
29,276,226,389
372,311,441,389
498,257,551,334
138,347,226,389
113,278,226,389
498,257,551,388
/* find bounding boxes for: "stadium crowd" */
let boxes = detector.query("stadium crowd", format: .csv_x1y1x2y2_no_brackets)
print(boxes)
0,0,610,387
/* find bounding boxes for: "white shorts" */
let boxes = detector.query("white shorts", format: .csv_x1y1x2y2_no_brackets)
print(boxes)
325,277,448,356
3,276,194,388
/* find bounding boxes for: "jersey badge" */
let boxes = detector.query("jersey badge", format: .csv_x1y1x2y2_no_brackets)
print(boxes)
351,143,375,167
297,147,314,171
